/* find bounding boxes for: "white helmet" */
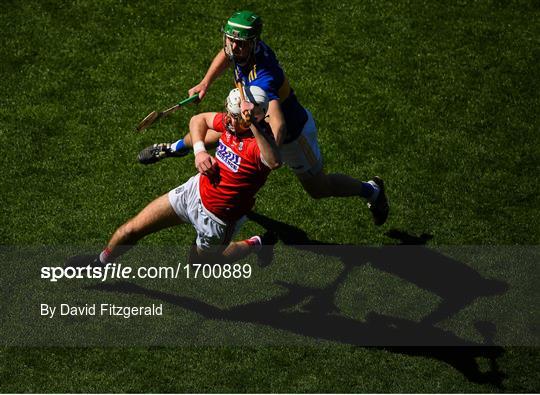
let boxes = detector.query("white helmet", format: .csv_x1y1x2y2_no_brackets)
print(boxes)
226,85,269,119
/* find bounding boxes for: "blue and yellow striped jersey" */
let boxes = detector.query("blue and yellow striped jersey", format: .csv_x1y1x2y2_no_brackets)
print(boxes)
234,41,308,143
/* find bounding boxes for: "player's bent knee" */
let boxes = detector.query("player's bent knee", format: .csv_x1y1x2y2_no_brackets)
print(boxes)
298,170,331,199
302,181,330,199
305,187,327,199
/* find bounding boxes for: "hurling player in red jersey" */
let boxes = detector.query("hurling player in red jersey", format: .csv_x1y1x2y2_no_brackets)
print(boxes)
68,86,281,268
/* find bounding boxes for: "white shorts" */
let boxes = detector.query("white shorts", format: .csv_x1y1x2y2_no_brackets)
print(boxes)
280,110,323,175
168,174,246,252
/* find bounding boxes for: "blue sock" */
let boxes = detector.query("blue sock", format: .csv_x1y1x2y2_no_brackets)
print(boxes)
361,181,379,201
170,139,186,153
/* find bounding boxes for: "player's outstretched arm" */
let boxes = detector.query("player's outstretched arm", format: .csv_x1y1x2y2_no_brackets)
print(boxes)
188,50,231,101
189,112,220,176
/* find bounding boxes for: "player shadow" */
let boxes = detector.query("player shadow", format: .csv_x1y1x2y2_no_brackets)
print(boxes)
90,277,506,388
86,213,509,388
245,212,509,387
246,212,509,326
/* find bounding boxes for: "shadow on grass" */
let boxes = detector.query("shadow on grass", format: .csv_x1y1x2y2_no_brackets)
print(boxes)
249,212,508,326
89,212,509,388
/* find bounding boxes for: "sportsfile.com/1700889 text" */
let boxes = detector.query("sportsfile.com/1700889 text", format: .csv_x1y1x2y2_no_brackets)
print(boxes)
40,262,252,282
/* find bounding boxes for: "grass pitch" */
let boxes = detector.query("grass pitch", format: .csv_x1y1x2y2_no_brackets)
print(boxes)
1,0,539,392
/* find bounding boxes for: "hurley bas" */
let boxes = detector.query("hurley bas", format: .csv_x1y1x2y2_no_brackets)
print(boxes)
40,303,163,319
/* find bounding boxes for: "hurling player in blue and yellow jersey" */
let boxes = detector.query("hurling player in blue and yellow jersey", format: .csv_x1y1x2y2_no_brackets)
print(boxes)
138,10,389,226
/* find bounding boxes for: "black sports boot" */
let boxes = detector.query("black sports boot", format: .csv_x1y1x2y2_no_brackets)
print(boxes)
256,231,279,268
367,176,389,226
138,143,189,165
64,254,103,268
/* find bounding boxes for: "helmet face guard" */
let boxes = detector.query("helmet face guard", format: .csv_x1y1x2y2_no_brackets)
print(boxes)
225,86,269,131
222,10,262,65
223,35,257,65
224,88,249,132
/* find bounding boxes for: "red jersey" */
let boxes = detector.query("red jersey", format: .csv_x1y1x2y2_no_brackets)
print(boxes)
199,113,272,222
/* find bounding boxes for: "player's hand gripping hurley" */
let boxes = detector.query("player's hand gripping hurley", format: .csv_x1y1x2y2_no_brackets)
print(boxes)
135,94,199,132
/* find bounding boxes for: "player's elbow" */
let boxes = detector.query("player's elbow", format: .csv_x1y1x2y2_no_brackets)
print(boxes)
189,113,206,129
268,158,283,170
265,153,282,170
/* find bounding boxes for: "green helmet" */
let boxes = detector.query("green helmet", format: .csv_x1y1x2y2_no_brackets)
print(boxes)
223,10,262,41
